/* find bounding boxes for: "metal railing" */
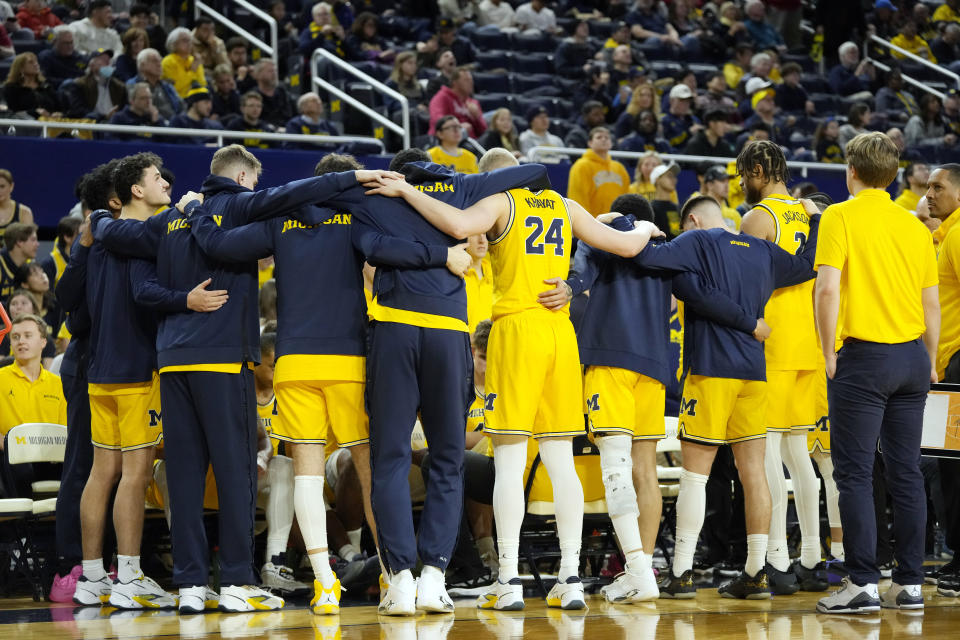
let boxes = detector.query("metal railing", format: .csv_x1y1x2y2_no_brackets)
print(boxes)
310,49,410,149
867,34,960,89
0,118,386,152
525,148,851,179
195,0,278,67
870,58,944,101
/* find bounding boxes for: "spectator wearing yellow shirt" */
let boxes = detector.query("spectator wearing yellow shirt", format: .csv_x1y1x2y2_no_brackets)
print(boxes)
464,234,493,333
0,315,67,444
428,115,479,174
161,27,207,98
813,132,938,613
894,162,930,212
890,21,937,63
701,165,741,231
724,43,754,90
933,0,960,24
567,127,631,216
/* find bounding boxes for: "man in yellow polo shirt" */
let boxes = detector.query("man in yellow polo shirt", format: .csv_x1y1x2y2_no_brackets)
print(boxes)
814,131,939,615
922,163,960,598
0,315,67,443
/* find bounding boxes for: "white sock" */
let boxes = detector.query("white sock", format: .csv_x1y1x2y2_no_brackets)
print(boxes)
673,469,708,577
492,440,528,582
83,558,106,581
539,438,584,581
830,541,845,561
117,555,140,583
338,544,361,562
745,534,768,577
265,455,294,563
347,528,362,550
782,432,821,568
764,432,790,571
295,475,335,587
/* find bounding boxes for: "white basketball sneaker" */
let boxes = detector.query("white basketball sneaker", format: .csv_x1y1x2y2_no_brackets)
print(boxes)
546,576,586,610
73,575,112,606
178,585,219,614
108,573,177,609
219,585,285,612
378,570,417,616
477,577,525,611
601,569,660,604
416,569,454,613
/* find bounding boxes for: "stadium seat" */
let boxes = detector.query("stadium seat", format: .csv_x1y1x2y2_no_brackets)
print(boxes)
11,40,48,55
782,53,814,73
809,93,842,114
512,52,555,75
688,63,720,85
511,72,558,95
800,74,830,95
473,72,511,94
3,423,67,499
470,30,512,51
476,49,513,71
513,33,556,53
476,92,514,112
588,20,617,40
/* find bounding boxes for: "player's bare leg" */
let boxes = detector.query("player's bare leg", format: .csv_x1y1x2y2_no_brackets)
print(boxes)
632,440,662,555
345,443,377,546
291,442,339,614
75,447,121,605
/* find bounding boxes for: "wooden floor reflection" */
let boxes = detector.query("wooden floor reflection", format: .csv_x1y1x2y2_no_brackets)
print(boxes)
11,586,959,640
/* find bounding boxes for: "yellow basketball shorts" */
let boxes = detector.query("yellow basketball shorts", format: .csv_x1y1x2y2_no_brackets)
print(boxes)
808,372,831,453
88,373,163,451
273,380,369,447
584,366,666,440
766,369,822,432
677,374,767,445
484,311,584,439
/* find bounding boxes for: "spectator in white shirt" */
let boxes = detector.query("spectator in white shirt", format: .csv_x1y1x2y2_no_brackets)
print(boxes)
514,0,560,35
438,0,480,24
71,0,122,56
519,105,566,162
478,0,517,31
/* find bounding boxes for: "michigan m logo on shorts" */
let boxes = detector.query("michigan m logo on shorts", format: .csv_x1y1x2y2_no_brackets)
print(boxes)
148,409,162,427
679,397,697,417
484,393,497,412
587,393,600,412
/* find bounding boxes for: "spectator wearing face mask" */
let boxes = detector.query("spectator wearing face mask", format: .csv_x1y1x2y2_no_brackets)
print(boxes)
62,48,127,120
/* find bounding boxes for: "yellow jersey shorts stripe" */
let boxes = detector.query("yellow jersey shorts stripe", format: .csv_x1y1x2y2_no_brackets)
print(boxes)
88,372,162,451
807,374,831,453
483,310,584,439
584,366,666,440
677,374,768,445
273,380,369,447
765,369,823,433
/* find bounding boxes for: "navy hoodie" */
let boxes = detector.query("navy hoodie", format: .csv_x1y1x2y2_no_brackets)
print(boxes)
191,202,451,360
297,162,550,326
631,217,820,381
570,215,757,386
92,171,358,368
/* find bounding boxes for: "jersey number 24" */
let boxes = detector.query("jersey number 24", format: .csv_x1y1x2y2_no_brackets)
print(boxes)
524,216,565,256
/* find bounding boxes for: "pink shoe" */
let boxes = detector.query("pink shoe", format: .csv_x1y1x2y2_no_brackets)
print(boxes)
49,565,82,603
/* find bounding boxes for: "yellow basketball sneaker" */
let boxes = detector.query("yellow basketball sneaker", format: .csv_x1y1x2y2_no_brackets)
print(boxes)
311,576,342,615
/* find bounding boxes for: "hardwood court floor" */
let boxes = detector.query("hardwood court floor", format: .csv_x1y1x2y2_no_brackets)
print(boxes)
0,586,957,640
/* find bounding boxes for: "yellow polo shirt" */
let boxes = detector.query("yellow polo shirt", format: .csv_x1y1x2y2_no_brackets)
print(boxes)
814,189,938,347
935,209,959,246
161,53,208,98
427,146,479,174
465,257,493,333
894,188,922,212
933,5,960,23
0,362,67,437
937,220,960,378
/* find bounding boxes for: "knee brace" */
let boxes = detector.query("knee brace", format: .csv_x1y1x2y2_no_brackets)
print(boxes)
597,435,640,518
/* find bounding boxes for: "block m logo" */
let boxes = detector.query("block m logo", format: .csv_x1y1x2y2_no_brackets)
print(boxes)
679,398,697,417
587,393,600,412
148,410,162,427
15,436,25,445
484,393,497,412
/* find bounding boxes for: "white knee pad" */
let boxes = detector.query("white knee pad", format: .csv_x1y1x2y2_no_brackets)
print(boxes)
268,453,294,487
597,435,640,518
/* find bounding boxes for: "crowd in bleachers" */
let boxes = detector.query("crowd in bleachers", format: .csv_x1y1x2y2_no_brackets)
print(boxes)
1,1,960,163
